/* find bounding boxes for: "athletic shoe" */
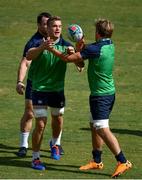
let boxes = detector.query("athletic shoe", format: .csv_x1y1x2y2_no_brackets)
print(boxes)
16,147,27,157
51,145,60,160
49,140,64,155
58,145,64,155
31,158,45,170
79,160,104,170
111,160,132,178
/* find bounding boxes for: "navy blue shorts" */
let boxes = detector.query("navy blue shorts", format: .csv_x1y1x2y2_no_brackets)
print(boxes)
32,90,65,108
89,94,115,120
25,79,32,100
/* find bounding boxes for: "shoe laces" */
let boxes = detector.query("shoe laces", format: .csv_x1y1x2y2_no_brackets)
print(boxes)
33,158,41,165
52,145,59,155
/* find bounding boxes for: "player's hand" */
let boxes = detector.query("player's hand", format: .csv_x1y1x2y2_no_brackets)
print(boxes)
76,37,85,52
16,82,25,95
66,46,75,55
75,61,85,72
43,37,55,50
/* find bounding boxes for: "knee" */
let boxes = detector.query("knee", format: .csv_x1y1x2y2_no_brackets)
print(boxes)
35,119,47,132
92,120,109,139
25,110,34,119
96,128,106,137
52,115,63,125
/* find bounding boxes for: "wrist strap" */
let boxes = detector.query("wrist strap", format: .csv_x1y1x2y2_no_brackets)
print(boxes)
17,80,23,84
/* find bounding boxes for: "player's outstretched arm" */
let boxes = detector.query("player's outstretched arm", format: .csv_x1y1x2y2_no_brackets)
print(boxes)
26,46,44,61
26,38,51,60
47,45,83,63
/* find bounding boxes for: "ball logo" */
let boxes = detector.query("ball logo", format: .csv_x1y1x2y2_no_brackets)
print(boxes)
70,26,77,31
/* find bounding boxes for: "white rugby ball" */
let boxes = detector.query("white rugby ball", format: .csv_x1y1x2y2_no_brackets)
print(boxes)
67,24,83,42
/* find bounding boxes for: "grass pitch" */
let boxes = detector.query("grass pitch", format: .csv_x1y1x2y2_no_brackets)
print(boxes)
0,0,142,179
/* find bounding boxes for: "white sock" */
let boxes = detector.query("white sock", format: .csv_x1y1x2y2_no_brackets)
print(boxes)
20,132,30,148
52,130,62,146
32,151,40,160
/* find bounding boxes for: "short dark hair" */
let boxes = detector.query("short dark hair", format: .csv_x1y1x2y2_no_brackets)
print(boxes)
37,12,52,24
95,19,114,38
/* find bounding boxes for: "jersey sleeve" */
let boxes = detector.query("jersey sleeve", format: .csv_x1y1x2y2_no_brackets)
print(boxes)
80,43,101,60
66,41,73,47
23,40,34,57
59,38,73,47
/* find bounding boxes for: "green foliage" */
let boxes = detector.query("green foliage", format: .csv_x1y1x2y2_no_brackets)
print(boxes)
0,0,142,178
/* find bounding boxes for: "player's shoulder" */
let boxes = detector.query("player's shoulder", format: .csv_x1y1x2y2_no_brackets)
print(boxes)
58,37,73,47
27,31,43,43
84,42,98,51
23,32,44,56
85,40,108,51
25,32,43,46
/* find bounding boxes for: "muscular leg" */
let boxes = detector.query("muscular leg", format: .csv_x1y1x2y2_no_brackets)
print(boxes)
50,113,64,158
79,123,104,170
89,122,104,164
20,99,33,132
31,110,47,171
51,114,63,140
96,127,121,155
96,127,131,178
32,117,47,152
90,122,104,151
17,99,34,157
19,99,33,148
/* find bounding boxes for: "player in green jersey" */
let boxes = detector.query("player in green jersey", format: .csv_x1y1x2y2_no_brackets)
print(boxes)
26,16,82,170
45,18,132,177
16,12,53,157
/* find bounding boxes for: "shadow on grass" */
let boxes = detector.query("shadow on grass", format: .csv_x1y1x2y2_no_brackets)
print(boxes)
44,163,110,177
0,143,110,177
0,155,110,177
0,143,21,155
0,143,50,154
0,143,17,150
80,128,142,137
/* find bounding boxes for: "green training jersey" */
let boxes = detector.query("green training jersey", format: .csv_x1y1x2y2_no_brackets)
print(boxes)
80,38,115,96
28,37,72,92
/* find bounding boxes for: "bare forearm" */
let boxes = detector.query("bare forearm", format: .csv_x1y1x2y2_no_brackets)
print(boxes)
50,48,83,63
17,57,31,82
50,48,69,61
17,65,27,83
26,46,44,60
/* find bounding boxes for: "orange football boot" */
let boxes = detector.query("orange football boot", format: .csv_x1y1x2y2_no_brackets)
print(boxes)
111,160,132,178
79,160,104,170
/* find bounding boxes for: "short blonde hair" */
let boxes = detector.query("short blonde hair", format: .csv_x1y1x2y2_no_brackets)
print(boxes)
95,19,114,38
47,16,61,27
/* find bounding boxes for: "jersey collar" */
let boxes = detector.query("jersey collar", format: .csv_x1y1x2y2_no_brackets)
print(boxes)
54,37,60,44
98,38,111,42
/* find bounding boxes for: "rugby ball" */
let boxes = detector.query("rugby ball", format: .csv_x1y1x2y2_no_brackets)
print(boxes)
67,24,83,42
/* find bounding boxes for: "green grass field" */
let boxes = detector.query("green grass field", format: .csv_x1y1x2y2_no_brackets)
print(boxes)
0,0,142,179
